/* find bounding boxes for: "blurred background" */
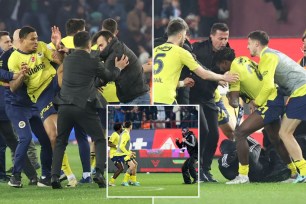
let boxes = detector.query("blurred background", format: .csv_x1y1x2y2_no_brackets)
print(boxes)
0,0,152,62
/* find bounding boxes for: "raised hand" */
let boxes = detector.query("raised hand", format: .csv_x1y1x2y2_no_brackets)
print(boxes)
51,26,62,50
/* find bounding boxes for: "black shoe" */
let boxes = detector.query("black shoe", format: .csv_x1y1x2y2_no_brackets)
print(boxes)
8,174,22,188
183,181,192,184
37,177,51,187
28,176,38,185
203,171,218,182
93,170,106,188
51,175,62,189
0,175,11,183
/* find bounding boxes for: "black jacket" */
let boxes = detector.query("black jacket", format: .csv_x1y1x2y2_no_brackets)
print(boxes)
100,38,149,103
54,50,120,109
176,131,198,157
190,39,230,108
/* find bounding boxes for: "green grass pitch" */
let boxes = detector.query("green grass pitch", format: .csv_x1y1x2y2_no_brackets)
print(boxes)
1,144,306,204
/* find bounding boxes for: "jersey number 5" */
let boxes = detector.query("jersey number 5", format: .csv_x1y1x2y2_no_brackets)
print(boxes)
154,53,166,75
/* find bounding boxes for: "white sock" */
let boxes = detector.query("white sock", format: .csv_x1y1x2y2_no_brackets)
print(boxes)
83,172,91,179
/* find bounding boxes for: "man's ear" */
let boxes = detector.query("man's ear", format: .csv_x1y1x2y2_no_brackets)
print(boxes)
108,37,113,43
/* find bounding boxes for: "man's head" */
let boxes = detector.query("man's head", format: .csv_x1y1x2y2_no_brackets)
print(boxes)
73,31,91,51
214,47,236,73
113,123,123,133
65,18,86,36
124,121,133,130
92,30,114,52
166,17,188,47
210,23,229,51
247,30,269,57
0,31,12,51
182,127,190,137
102,18,118,36
12,29,21,49
19,26,38,52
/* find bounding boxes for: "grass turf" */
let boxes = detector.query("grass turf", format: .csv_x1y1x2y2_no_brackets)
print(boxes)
2,144,306,204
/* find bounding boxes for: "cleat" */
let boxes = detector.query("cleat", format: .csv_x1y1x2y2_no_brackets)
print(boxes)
37,177,51,187
130,181,140,186
79,177,92,184
226,175,249,184
66,178,78,187
293,175,306,183
121,182,129,186
93,171,106,188
108,181,116,186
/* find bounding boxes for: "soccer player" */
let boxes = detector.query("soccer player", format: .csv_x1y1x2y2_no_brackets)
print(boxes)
214,89,235,140
153,18,238,105
3,29,53,187
247,30,306,183
8,26,68,187
214,47,297,184
176,127,198,184
108,123,124,186
113,121,139,186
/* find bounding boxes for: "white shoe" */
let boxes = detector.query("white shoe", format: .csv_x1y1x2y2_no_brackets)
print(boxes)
226,175,249,184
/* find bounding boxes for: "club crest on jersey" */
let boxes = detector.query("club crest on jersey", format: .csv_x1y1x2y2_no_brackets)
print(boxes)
18,121,26,128
37,52,43,58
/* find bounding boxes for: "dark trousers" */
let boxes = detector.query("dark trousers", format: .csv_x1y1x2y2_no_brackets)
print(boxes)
182,154,197,183
74,125,91,173
0,127,6,177
6,104,52,178
0,120,38,179
51,105,106,177
198,104,219,172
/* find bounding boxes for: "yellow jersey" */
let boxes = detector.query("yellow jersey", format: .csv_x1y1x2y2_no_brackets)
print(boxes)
8,41,56,102
229,56,277,105
153,43,199,104
91,42,119,103
214,88,222,102
109,131,120,159
114,129,132,157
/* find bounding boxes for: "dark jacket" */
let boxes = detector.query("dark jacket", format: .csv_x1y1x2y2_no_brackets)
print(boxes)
54,50,120,109
99,37,149,103
176,131,198,157
190,39,230,108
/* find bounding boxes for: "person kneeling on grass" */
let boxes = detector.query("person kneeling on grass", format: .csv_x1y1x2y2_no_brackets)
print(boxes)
176,127,198,184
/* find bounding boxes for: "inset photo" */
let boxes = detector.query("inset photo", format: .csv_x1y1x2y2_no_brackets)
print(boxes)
107,105,199,198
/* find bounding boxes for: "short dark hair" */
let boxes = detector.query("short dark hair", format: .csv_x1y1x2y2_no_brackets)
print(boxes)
0,31,9,39
302,30,306,41
102,18,118,35
113,123,122,131
19,26,36,39
124,121,132,128
210,23,229,35
92,30,114,44
66,18,86,36
214,47,236,63
166,18,188,37
73,31,90,48
248,30,269,46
